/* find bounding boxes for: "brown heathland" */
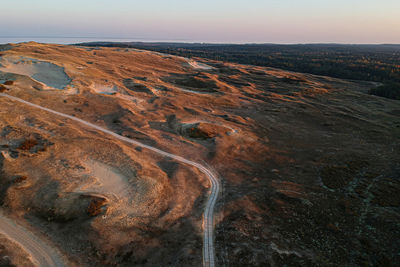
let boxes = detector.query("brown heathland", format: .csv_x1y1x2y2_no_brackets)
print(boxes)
0,42,399,266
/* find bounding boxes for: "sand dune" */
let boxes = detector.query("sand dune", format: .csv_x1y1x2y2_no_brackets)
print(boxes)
78,160,131,200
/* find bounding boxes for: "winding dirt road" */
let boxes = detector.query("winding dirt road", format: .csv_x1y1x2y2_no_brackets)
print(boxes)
0,93,220,267
0,211,64,267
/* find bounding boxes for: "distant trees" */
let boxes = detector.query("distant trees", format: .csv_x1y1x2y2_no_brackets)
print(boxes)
369,82,400,100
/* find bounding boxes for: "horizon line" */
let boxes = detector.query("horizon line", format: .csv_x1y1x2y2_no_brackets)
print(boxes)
0,36,399,46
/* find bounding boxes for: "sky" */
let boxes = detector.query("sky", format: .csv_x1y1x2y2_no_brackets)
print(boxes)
0,0,399,44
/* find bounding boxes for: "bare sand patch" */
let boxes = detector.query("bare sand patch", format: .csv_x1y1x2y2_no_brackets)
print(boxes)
0,56,71,89
78,160,131,200
187,59,214,70
90,83,118,95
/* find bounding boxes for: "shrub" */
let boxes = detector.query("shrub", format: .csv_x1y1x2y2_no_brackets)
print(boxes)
369,82,400,100
18,139,38,150
14,176,28,183
87,198,107,216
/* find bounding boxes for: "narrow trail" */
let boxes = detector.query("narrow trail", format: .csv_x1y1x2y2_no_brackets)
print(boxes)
0,93,220,267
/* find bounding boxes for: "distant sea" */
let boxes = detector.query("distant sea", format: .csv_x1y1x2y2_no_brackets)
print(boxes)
0,37,190,45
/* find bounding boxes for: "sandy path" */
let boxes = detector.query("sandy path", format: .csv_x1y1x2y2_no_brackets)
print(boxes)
0,93,220,267
0,211,64,267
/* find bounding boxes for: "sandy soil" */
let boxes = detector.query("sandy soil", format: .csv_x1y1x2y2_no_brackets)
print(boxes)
187,59,214,70
78,160,130,198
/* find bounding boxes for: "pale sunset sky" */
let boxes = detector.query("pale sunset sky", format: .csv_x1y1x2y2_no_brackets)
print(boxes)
0,0,399,43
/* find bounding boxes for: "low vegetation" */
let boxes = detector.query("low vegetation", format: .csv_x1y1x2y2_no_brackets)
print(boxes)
79,42,400,100
369,82,400,100
17,139,38,151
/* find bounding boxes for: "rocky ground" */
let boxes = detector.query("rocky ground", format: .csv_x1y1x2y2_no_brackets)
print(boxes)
0,42,399,266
